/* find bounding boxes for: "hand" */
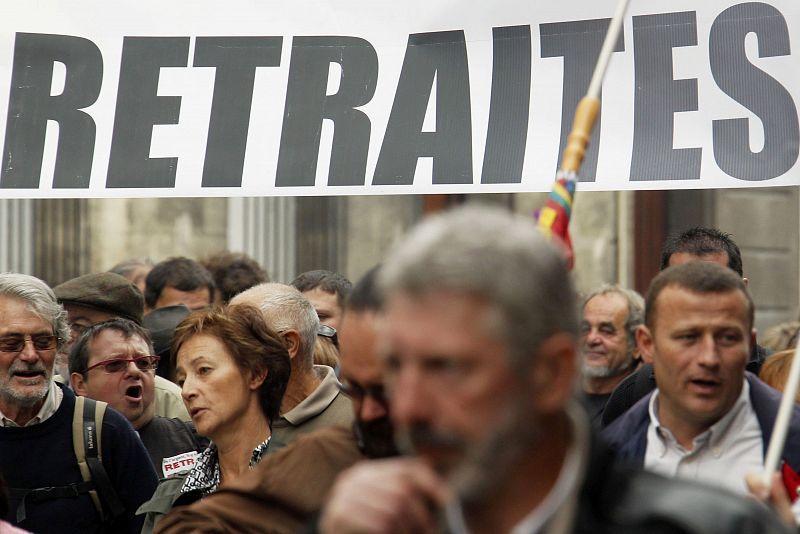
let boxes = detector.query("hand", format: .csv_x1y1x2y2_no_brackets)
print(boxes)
745,471,797,527
320,457,450,534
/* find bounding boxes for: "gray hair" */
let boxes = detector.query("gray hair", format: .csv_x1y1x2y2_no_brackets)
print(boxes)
231,283,319,368
582,284,644,352
0,273,70,348
380,205,578,369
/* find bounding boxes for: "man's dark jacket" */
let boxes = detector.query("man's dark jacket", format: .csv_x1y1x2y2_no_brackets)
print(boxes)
571,433,789,533
0,383,157,533
601,373,800,472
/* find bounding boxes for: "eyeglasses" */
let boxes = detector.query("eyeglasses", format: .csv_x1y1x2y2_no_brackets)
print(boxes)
85,355,160,374
0,334,59,353
317,324,339,348
338,381,388,408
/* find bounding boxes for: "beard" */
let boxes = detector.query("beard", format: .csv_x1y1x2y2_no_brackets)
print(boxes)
354,415,400,459
449,401,541,505
0,361,52,408
395,394,541,505
582,354,634,379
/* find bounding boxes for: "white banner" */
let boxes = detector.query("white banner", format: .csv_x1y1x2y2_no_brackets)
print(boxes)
0,0,798,198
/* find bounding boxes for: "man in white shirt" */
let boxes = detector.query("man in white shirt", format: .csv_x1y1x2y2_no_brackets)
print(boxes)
319,206,792,534
604,261,800,523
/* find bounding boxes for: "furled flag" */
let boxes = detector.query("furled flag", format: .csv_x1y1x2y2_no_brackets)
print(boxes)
536,172,576,270
535,0,629,271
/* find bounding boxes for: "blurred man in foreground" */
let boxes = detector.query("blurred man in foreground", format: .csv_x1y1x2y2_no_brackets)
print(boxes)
320,206,790,534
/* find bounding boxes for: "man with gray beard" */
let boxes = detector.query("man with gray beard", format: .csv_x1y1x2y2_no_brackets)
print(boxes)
0,273,156,533
579,285,643,426
319,206,791,534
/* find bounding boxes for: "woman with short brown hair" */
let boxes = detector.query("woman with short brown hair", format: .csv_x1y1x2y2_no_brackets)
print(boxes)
138,304,290,532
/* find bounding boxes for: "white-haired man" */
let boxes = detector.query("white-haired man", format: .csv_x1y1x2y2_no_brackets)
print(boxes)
231,283,352,451
580,284,644,426
0,273,157,533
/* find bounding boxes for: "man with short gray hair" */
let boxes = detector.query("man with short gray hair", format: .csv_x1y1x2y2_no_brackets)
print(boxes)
0,273,156,533
231,283,352,452
580,284,644,425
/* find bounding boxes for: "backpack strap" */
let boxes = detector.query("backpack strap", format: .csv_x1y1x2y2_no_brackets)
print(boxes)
9,481,95,523
73,396,125,521
73,395,103,517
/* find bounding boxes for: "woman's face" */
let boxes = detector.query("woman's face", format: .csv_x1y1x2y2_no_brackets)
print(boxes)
176,334,258,440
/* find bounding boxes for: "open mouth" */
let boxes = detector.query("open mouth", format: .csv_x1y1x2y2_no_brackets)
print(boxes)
125,385,142,400
12,370,44,380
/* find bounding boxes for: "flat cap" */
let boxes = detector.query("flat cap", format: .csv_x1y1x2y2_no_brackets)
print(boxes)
54,272,145,325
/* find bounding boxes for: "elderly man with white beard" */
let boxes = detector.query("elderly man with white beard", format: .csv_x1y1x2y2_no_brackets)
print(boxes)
579,285,644,427
0,273,156,533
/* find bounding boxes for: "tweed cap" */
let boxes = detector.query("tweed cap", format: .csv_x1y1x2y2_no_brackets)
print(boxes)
54,272,145,325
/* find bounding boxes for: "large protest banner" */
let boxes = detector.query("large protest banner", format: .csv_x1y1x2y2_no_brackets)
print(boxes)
0,0,797,198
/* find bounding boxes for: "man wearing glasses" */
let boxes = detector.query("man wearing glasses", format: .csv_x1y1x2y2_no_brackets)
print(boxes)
69,318,206,478
0,273,157,533
53,271,190,421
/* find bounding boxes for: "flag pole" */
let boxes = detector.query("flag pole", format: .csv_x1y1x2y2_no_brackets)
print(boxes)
558,0,630,176
538,0,631,267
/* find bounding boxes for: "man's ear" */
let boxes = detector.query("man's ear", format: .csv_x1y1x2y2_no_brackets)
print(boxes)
71,372,88,396
280,330,302,360
636,325,655,364
529,333,577,414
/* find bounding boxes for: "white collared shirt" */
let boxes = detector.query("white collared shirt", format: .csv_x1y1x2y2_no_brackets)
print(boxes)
645,381,800,523
0,380,63,427
645,380,763,494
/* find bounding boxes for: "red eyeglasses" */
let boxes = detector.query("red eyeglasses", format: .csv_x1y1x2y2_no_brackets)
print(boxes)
85,355,160,374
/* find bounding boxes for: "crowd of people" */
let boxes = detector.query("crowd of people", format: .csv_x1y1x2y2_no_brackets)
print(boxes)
0,205,799,533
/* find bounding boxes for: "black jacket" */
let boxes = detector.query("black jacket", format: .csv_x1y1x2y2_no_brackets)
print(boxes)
564,431,790,533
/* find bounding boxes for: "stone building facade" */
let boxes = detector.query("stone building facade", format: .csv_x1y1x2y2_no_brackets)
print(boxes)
0,187,797,333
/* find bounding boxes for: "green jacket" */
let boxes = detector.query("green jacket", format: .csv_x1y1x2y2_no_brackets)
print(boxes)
137,474,196,534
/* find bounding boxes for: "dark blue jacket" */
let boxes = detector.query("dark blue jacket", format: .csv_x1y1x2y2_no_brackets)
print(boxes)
602,372,800,471
0,383,158,533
